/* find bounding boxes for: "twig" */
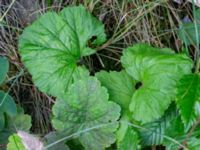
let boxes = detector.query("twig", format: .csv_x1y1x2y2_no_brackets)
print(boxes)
0,0,16,22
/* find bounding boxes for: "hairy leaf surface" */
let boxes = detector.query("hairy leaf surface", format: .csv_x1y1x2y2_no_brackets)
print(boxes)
176,74,200,129
121,43,193,123
52,77,121,150
19,5,106,98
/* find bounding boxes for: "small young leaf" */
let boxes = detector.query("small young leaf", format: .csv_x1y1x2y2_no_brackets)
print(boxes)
7,134,26,150
19,5,106,99
52,77,121,150
9,114,32,132
0,106,32,147
176,74,200,129
6,106,32,132
0,56,9,85
96,70,136,113
121,43,193,123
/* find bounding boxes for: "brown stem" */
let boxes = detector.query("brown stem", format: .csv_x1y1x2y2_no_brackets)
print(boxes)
96,38,113,51
152,146,156,150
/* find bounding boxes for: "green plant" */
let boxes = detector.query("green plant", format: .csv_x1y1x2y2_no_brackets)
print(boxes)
16,4,200,150
0,57,32,150
178,9,200,47
0,57,17,130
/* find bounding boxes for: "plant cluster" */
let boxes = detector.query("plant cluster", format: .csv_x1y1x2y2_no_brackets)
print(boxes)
0,57,31,150
3,5,200,150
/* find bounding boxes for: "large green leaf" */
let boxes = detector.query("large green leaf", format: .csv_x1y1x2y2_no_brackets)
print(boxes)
19,5,106,99
96,70,136,114
0,56,9,85
121,43,193,123
52,77,121,150
176,74,200,129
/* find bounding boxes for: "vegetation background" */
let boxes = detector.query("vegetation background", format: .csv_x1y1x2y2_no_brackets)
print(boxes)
0,0,198,149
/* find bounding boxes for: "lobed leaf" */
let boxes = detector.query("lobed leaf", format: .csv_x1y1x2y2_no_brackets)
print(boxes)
121,43,193,123
52,77,121,150
19,5,106,99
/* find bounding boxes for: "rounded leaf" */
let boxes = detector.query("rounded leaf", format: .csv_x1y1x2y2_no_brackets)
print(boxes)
0,91,17,118
19,5,106,99
52,77,121,150
121,44,193,123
